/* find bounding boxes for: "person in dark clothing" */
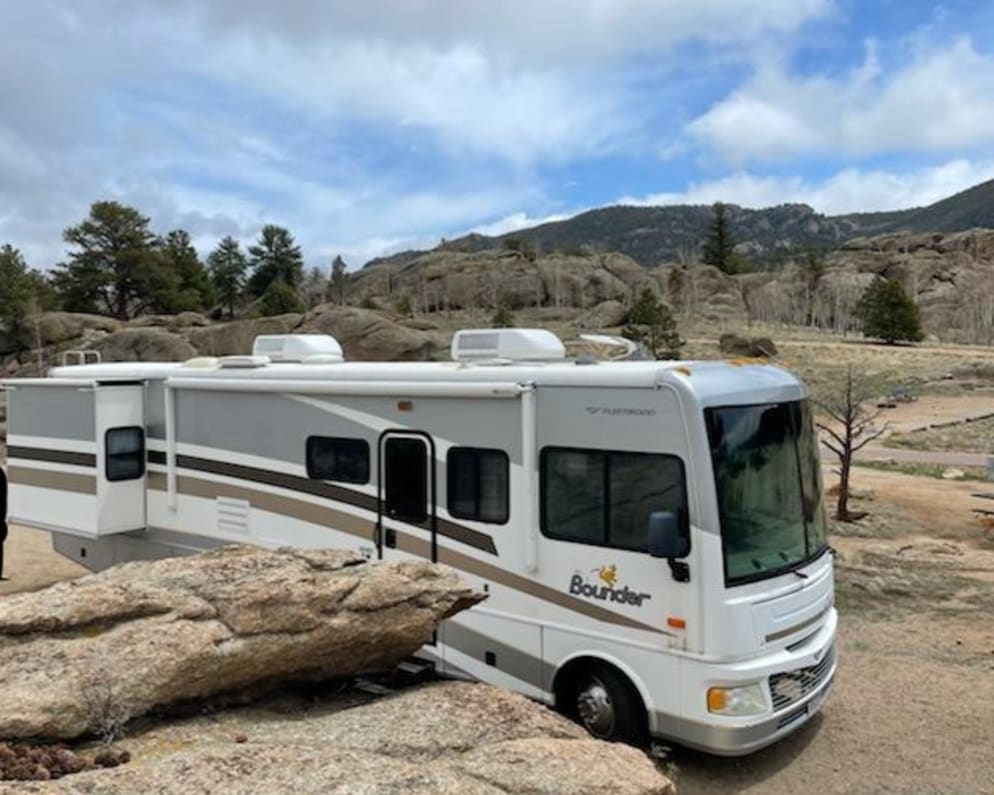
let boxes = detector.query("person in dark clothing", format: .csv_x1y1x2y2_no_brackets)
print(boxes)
0,467,7,580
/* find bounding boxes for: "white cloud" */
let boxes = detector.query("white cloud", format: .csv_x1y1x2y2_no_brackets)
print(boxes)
620,159,994,214
689,37,994,163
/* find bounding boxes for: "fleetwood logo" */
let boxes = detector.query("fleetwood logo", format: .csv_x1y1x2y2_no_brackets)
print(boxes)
569,565,651,607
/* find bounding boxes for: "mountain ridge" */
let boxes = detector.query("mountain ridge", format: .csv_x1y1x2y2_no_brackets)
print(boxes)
364,178,994,269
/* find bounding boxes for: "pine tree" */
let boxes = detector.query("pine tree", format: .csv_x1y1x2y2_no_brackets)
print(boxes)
247,225,304,297
855,278,924,344
53,201,169,319
491,305,516,327
207,237,248,319
802,248,826,326
258,281,305,317
328,255,349,304
160,229,214,312
622,289,683,359
702,202,740,274
0,245,34,342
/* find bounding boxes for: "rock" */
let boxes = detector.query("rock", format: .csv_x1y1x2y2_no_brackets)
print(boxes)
186,315,303,356
941,468,965,480
0,682,673,794
92,329,197,362
577,299,628,329
36,313,122,347
718,333,778,357
127,312,211,330
298,306,447,361
0,546,484,741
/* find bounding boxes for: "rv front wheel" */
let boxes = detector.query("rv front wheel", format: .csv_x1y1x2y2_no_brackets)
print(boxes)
570,665,647,746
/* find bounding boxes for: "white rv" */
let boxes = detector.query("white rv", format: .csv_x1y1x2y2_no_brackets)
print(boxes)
1,329,836,754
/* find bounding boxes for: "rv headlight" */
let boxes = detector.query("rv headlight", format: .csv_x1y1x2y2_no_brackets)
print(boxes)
707,683,767,716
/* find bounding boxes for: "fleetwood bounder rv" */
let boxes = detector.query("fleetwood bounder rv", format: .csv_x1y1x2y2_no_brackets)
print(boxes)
1,329,836,754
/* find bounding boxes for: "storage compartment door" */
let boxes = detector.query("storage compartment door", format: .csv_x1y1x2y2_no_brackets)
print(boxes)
95,385,147,535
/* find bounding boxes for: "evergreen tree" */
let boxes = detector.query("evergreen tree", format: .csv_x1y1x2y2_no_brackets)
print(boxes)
702,202,740,274
160,230,214,312
802,248,826,326
53,201,168,319
855,278,924,344
622,289,683,359
328,255,349,304
258,280,305,316
0,245,35,341
207,236,248,319
247,225,304,297
491,305,516,328
300,266,328,309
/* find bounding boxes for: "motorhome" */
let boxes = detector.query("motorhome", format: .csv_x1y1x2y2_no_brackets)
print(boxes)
0,329,836,754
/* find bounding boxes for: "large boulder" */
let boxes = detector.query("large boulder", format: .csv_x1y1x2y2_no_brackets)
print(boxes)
35,313,122,347
298,306,447,361
719,332,779,358
186,314,303,357
92,329,197,362
0,546,483,741
577,299,628,329
0,682,673,793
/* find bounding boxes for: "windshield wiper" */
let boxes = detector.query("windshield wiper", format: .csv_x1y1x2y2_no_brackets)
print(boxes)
793,569,809,580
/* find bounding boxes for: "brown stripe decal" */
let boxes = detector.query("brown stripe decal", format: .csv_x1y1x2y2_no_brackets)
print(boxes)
7,466,97,495
6,446,96,468
149,471,665,636
147,450,497,556
765,607,829,643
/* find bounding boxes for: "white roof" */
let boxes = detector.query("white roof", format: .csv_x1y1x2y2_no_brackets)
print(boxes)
40,357,806,407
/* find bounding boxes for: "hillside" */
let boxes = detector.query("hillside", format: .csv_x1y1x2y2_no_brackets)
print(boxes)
365,179,994,268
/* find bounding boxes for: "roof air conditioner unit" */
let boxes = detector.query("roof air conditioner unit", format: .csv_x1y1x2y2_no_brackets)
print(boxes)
252,334,344,363
451,328,566,363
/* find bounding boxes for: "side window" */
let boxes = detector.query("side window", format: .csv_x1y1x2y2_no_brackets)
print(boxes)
105,427,145,482
306,437,370,484
384,437,428,524
541,447,687,552
448,447,509,524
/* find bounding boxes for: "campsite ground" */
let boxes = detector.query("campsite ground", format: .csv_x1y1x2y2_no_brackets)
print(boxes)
1,325,993,793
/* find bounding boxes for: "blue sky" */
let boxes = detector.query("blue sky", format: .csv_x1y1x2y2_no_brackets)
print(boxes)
3,1,994,269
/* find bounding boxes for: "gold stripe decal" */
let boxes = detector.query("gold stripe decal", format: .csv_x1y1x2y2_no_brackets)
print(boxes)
7,466,97,495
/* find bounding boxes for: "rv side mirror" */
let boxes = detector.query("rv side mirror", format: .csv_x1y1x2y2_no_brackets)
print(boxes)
648,511,688,559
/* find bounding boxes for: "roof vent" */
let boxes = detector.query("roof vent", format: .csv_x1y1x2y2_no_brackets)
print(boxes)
252,334,344,363
219,355,270,369
451,328,566,363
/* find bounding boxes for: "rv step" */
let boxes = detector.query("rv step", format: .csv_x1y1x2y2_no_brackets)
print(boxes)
394,658,436,685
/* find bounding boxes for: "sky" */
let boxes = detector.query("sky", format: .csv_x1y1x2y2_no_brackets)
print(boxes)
3,1,994,269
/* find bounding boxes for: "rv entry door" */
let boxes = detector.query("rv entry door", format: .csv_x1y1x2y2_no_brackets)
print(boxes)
377,431,437,562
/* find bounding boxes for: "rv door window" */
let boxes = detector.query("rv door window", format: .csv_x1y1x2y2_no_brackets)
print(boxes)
384,437,429,524
448,448,509,524
541,447,688,552
105,427,146,482
306,437,370,484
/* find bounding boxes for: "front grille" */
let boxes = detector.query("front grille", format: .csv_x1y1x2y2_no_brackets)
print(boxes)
769,644,836,712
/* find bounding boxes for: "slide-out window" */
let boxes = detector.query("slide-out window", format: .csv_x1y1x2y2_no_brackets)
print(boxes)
306,437,370,484
105,427,146,482
448,447,509,524
540,447,688,552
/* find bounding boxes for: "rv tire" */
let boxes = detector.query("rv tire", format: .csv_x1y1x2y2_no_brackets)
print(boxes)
565,663,648,747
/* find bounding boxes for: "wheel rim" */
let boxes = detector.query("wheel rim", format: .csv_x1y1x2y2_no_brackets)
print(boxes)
576,676,615,738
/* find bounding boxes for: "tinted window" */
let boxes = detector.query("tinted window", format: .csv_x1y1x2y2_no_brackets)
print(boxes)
541,447,687,552
105,427,145,482
448,448,509,524
384,437,428,523
306,437,370,484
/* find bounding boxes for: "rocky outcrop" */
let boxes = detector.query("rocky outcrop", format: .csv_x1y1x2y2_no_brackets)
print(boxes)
185,314,303,356
0,546,483,741
298,305,447,361
718,333,778,358
0,682,674,794
91,329,197,362
35,313,122,347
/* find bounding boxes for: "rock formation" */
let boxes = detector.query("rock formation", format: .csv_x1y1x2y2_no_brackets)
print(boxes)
0,682,674,794
0,546,484,741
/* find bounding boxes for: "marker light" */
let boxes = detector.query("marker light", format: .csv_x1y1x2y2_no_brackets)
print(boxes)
707,683,767,716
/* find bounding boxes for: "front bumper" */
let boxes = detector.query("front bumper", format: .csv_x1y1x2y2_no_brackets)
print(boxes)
652,669,835,755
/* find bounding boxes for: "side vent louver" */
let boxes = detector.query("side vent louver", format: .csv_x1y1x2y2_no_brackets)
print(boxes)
451,329,566,363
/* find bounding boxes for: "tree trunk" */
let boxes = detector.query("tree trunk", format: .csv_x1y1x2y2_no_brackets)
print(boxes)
836,454,851,521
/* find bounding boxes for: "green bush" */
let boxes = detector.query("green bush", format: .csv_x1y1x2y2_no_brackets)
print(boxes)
258,280,305,317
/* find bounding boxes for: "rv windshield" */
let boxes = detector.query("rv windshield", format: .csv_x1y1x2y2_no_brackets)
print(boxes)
706,400,827,585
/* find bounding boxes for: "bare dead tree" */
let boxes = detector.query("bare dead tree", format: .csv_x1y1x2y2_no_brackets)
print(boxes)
815,365,887,521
